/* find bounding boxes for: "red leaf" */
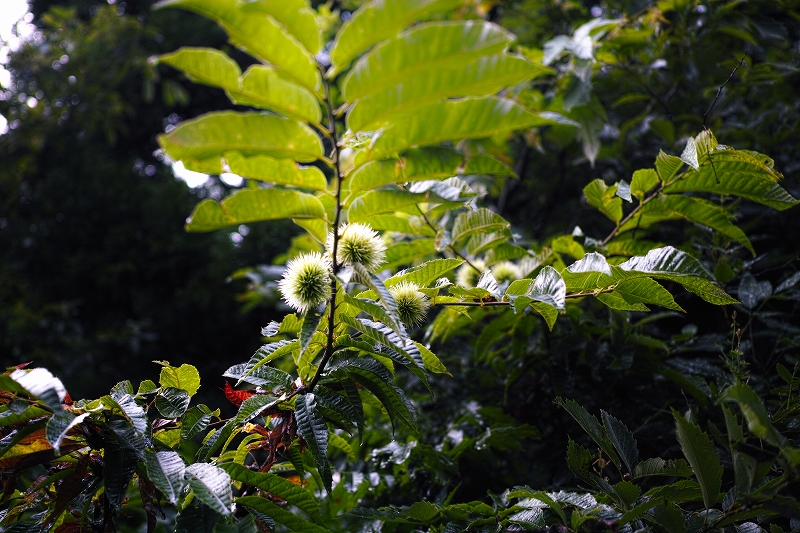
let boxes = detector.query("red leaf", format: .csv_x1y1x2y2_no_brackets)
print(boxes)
222,381,255,407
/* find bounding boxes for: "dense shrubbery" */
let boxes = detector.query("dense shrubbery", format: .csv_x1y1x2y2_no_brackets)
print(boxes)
2,1,800,532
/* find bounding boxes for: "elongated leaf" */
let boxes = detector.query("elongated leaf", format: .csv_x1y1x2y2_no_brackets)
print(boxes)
600,277,684,312
664,150,798,210
583,179,622,223
186,188,326,232
315,384,364,438
386,259,463,288
385,239,437,267
104,431,140,510
222,364,293,391
295,394,332,491
345,357,417,433
633,457,693,479
300,307,326,356
329,0,461,72
224,153,327,190
531,266,566,310
159,112,323,173
222,463,321,520
144,450,186,504
619,246,713,280
181,405,214,441
186,463,233,515
672,409,723,509
239,0,321,55
451,208,509,245
413,341,449,375
156,47,240,90
242,339,299,378
680,136,699,170
238,497,330,533
45,412,88,454
156,387,191,419
229,66,322,124
655,150,684,182
347,53,549,132
556,398,622,469
346,146,463,195
197,395,278,460
366,97,572,161
343,294,405,338
153,0,320,92
10,368,67,412
174,502,219,533
340,315,409,360
342,21,512,101
719,383,785,448
601,411,639,474
620,194,754,255
347,190,426,221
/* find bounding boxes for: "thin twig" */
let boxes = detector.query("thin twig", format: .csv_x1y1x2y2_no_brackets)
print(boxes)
702,52,747,130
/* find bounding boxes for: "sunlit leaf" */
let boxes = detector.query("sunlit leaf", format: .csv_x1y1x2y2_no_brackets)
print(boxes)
295,393,332,491
224,153,327,190
185,463,233,515
144,450,186,504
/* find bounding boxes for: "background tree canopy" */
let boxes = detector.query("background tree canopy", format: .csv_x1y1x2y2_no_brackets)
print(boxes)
2,0,800,532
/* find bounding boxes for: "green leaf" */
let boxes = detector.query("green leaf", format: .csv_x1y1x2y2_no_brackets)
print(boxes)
153,0,320,92
601,277,684,312
156,47,240,91
413,341,449,375
342,21,513,101
346,147,463,196
719,383,785,448
228,66,322,124
222,364,293,391
345,357,417,433
158,112,323,171
294,393,332,491
329,0,461,73
347,190,425,221
350,264,402,327
300,308,326,356
185,462,233,516
664,149,798,210
238,497,330,533
157,363,201,397
385,239,437,268
238,0,321,55
181,405,214,441
601,411,639,474
186,189,326,232
451,208,510,245
224,153,327,190
648,501,686,533
366,97,573,161
328,432,355,459
343,294,405,339
672,408,723,510
347,53,549,132
655,150,683,182
144,450,186,504
566,437,595,484
156,387,191,419
340,315,409,359
9,368,67,412
385,258,463,289
630,168,659,201
45,411,88,454
556,397,622,469
174,502,219,533
104,432,140,510
583,179,622,223
620,194,754,255
315,384,364,438
222,463,321,520
632,457,693,479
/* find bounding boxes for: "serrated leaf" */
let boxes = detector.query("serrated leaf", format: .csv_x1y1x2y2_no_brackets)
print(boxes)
566,437,595,484
619,246,713,280
604,277,684,312
156,387,191,419
300,308,326,355
385,258,464,288
153,0,320,92
719,383,785,448
633,457,694,479
158,363,201,397
174,502,219,533
342,21,513,102
238,497,330,533
451,208,509,245
223,363,293,391
315,384,364,439
672,409,723,509
620,194,754,255
104,431,140,510
413,341,449,375
556,398,621,469
45,412,88,454
601,411,639,474
181,405,214,441
144,450,186,504
186,188,326,232
225,153,327,190
343,294,405,339
159,112,323,172
345,357,417,433
329,0,461,72
222,462,321,520
583,179,622,223
631,168,660,200
186,463,233,515
295,393,332,491
531,266,566,310
347,53,550,132
655,150,683,181
366,97,574,161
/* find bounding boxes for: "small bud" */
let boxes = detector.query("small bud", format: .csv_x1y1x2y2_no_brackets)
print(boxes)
389,282,430,327
329,223,386,273
455,259,486,288
278,252,332,313
492,261,522,284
